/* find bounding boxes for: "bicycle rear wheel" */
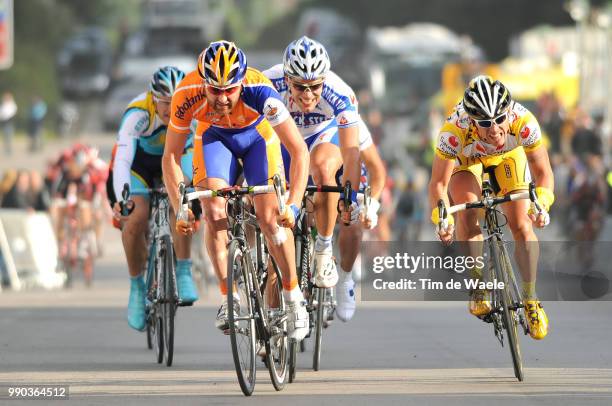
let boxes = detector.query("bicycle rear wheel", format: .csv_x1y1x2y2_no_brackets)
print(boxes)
263,256,288,390
227,239,257,396
313,287,325,371
490,239,523,381
161,236,177,367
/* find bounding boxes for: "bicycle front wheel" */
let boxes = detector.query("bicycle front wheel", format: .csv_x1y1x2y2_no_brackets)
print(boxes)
227,240,257,396
289,212,312,383
263,256,288,390
161,236,176,367
490,239,524,381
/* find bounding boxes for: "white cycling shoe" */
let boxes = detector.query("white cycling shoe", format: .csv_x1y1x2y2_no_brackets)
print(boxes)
314,248,338,288
287,299,309,341
336,278,356,322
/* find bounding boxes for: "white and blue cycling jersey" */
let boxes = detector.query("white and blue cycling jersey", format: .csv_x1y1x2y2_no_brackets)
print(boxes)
262,64,359,139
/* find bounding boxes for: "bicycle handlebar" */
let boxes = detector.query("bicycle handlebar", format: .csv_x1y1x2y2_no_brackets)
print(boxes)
438,182,541,224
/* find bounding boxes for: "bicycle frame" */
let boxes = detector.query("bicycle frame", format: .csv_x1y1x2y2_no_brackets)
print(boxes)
440,180,538,381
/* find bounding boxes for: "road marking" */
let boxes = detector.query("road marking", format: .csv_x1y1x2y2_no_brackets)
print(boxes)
1,368,610,397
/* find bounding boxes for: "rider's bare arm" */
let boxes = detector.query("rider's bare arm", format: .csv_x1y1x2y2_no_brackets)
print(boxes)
428,154,455,211
526,147,554,192
273,117,309,208
338,125,361,192
162,128,188,212
360,144,386,200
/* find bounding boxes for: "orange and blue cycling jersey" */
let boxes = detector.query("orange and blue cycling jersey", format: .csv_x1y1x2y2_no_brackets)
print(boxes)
170,68,290,186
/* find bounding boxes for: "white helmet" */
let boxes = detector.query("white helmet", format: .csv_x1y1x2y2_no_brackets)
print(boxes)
283,36,330,80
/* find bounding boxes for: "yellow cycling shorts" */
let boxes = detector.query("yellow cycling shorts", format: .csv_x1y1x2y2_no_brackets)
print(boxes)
452,147,531,196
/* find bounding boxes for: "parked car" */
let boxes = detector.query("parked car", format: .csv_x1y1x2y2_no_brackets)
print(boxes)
57,27,114,99
104,54,197,131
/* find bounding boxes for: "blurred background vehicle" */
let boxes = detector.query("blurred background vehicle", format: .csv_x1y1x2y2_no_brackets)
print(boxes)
56,27,114,99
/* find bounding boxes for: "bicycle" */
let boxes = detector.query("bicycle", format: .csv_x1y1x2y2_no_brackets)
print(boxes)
121,183,181,367
288,181,370,382
56,184,95,288
438,181,544,382
179,175,289,396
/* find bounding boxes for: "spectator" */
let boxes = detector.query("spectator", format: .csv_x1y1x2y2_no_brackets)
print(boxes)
28,96,47,152
571,109,603,159
0,92,18,155
29,170,50,211
1,170,32,210
0,169,18,203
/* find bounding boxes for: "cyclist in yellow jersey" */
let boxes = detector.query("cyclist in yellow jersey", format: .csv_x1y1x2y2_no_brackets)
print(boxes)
428,76,554,340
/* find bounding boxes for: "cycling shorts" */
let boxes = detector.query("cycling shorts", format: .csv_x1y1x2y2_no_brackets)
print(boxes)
452,146,531,196
193,120,285,186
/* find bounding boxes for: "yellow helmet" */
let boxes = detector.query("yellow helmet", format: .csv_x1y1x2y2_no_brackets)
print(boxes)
198,40,247,87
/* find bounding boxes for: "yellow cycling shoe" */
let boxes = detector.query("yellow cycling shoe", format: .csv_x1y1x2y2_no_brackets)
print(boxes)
524,300,548,340
469,289,493,317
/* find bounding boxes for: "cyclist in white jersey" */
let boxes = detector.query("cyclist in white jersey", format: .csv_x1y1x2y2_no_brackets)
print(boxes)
335,120,386,321
263,36,363,291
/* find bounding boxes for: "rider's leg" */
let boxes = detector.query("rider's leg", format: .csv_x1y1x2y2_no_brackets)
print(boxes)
170,213,198,304
503,197,548,339
122,194,149,330
310,142,343,287
448,169,491,316
448,170,484,257
502,198,539,297
336,222,362,321
252,192,307,340
122,195,149,277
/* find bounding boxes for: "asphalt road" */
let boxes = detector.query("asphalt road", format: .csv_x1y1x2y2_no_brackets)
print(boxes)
1,111,611,403
0,241,611,405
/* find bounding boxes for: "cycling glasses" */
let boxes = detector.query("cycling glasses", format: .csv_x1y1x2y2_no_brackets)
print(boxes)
474,112,508,128
153,96,172,105
290,79,324,93
205,84,241,96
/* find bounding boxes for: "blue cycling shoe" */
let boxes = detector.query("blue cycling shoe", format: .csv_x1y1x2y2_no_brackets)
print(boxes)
127,276,146,331
176,260,199,304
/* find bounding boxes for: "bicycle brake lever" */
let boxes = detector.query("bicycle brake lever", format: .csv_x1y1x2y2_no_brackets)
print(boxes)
437,199,448,231
121,183,132,216
273,174,286,215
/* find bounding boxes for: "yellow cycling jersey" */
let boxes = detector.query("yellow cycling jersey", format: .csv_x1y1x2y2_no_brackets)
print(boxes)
435,101,543,161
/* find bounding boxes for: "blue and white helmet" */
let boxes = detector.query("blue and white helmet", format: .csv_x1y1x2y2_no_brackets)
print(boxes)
150,66,185,98
283,36,330,80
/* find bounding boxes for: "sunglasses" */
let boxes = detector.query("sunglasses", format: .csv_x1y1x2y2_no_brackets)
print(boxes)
206,84,241,96
153,96,172,105
474,112,508,128
290,80,324,92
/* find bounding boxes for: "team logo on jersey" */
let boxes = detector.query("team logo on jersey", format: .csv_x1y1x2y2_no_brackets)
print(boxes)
455,115,470,130
519,123,540,147
338,116,348,126
504,164,512,179
513,102,527,114
437,133,459,158
267,106,278,117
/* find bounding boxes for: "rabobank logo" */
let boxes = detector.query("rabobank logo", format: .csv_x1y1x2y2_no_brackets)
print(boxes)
175,92,205,120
